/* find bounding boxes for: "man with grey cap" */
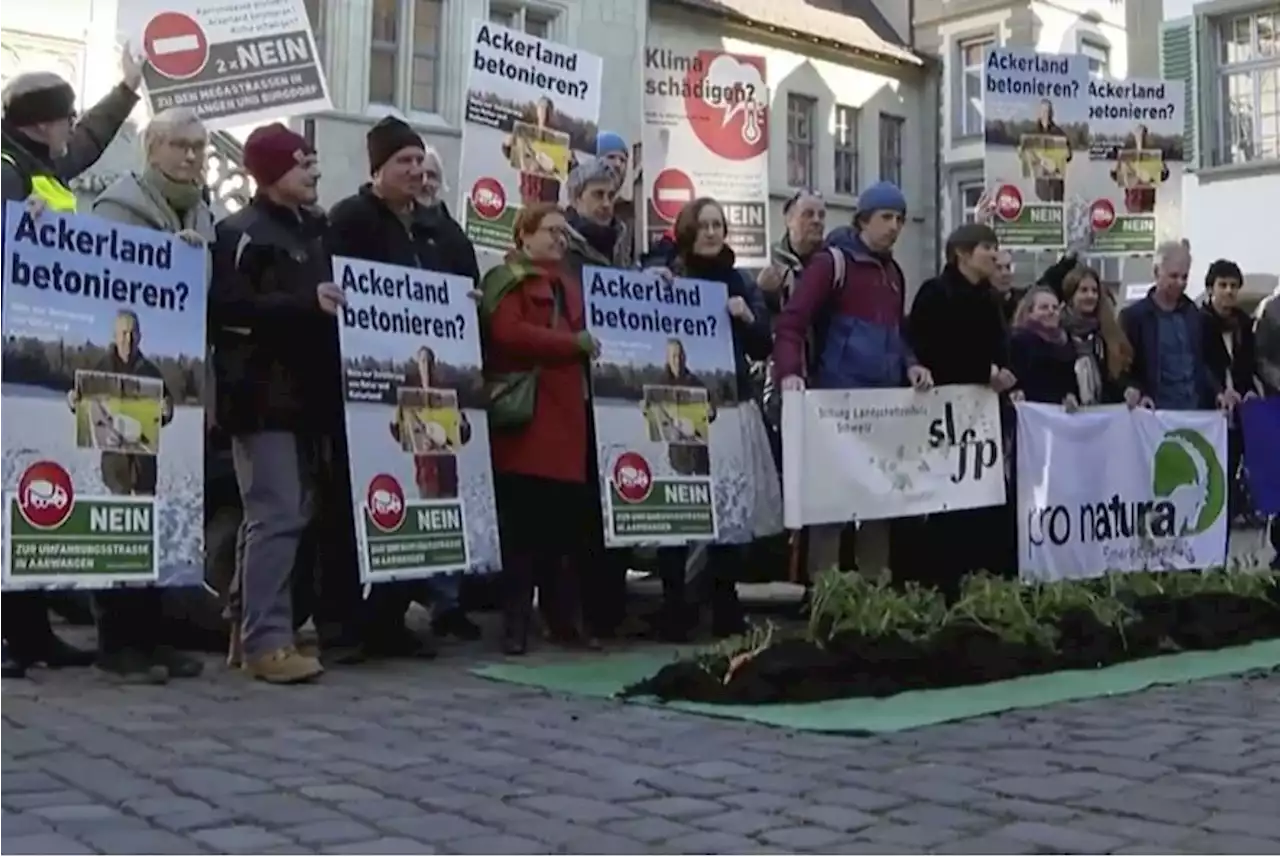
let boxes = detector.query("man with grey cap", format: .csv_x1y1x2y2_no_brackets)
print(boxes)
1,51,146,680
561,155,673,639
563,157,635,275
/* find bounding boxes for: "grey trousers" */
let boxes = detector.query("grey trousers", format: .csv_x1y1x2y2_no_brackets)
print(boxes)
231,432,311,657
806,520,891,579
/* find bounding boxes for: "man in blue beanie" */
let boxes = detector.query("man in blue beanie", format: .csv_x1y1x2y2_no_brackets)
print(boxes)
595,130,629,191
773,180,932,578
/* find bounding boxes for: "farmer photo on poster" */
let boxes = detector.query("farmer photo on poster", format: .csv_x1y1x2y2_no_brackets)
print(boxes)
583,266,745,546
1084,78,1185,254
459,21,602,252
333,257,498,584
1,205,207,589
983,49,1090,251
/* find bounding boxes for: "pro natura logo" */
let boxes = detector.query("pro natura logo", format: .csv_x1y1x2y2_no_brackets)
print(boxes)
1151,427,1227,537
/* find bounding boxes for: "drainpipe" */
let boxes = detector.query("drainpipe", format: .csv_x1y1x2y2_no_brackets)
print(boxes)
932,60,943,271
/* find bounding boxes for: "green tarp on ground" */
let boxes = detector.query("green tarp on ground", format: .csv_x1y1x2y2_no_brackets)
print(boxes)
471,640,1280,733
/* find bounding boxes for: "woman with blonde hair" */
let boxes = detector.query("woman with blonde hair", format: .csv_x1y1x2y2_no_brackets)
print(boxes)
1060,265,1139,406
1009,286,1081,411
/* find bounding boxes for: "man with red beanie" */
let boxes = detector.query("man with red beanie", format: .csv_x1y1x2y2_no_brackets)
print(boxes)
209,123,347,684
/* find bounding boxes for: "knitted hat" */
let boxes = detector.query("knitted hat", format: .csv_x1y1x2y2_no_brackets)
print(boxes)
596,131,627,157
367,116,424,173
243,123,312,187
856,181,907,216
2,72,76,126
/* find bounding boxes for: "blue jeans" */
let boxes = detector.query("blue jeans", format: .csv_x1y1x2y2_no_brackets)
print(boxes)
428,572,461,612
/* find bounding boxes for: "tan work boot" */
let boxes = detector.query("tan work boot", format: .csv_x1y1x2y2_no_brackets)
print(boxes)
244,647,323,684
294,631,320,659
227,621,243,669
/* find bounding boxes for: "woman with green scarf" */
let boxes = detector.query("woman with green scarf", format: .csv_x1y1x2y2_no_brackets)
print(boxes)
86,106,215,684
480,202,601,654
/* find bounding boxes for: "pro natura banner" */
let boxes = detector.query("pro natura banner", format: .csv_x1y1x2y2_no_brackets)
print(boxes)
1016,402,1229,580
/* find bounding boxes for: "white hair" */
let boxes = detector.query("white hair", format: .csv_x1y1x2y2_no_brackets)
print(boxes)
1153,239,1189,272
142,107,207,158
2,72,69,107
421,142,449,195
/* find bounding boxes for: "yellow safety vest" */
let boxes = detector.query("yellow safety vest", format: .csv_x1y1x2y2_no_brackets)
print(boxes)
0,151,77,212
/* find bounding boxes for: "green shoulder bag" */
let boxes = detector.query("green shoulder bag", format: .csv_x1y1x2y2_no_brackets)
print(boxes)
483,283,563,430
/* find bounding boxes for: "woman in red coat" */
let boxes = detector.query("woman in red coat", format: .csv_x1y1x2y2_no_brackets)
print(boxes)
481,203,601,654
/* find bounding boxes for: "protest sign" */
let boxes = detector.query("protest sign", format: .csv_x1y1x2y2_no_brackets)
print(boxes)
1241,396,1280,515
334,257,497,584
1016,403,1229,580
642,46,770,266
1084,78,1186,255
983,49,1090,251
780,385,1005,529
583,266,742,546
117,0,331,129
459,21,602,253
1,204,207,590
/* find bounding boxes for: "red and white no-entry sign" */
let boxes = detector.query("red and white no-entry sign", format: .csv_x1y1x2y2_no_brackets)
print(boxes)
651,168,695,223
143,12,210,80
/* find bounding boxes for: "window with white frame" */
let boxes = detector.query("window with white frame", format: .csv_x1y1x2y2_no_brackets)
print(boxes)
958,180,986,223
1215,8,1280,164
1081,39,1111,78
369,0,443,114
489,2,554,38
956,36,992,137
834,104,859,195
879,113,904,185
787,94,817,187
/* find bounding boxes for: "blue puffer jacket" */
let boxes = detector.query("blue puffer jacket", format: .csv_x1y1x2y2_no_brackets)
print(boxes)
774,226,914,389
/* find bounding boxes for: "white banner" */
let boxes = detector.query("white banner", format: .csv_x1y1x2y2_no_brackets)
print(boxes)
1016,403,1229,581
781,386,1006,528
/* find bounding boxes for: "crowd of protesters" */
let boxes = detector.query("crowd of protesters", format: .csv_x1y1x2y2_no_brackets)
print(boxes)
3,59,1278,685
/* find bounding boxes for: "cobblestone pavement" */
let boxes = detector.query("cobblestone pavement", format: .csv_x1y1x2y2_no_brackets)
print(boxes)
3,643,1279,856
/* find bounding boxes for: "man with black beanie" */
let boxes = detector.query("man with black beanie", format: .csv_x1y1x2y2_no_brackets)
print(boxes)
328,116,483,656
1,54,145,680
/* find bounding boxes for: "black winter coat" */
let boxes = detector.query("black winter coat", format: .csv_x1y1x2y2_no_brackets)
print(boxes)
1009,329,1080,405
908,264,1010,386
1200,302,1260,397
327,185,479,282
210,195,342,434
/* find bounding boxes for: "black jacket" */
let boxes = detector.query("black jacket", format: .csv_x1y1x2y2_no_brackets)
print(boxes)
209,195,342,434
327,185,479,281
0,83,139,203
1009,328,1079,405
908,264,1010,386
1200,302,1259,397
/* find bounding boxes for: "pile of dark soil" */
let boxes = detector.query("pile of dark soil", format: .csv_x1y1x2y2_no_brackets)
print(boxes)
621,590,1280,706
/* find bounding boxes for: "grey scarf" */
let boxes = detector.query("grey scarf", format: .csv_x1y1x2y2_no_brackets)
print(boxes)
138,167,204,233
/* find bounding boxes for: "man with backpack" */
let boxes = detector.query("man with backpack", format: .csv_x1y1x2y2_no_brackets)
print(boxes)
772,182,932,580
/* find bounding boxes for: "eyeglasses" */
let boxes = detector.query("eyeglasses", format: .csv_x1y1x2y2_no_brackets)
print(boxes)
783,189,823,214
